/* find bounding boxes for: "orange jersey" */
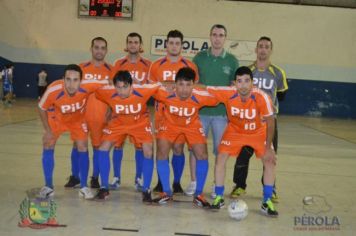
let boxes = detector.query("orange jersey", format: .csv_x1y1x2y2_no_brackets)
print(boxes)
153,88,218,127
39,79,107,124
207,86,274,134
112,56,151,84
148,56,199,83
95,83,160,126
79,61,113,123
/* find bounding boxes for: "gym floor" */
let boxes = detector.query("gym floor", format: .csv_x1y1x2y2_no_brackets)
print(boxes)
1,99,355,236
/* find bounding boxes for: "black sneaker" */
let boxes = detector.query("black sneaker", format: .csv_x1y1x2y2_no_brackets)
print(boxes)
64,175,80,188
153,180,163,193
261,199,279,217
211,196,225,210
142,189,152,203
95,188,110,200
172,182,184,195
193,194,211,208
90,176,100,189
152,192,172,204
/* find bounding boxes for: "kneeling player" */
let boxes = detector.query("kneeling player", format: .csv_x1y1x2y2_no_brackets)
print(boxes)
38,64,107,199
208,66,278,216
94,71,158,201
153,67,218,207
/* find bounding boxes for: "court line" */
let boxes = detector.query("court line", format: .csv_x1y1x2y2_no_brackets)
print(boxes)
175,233,210,236
301,124,356,145
0,118,38,128
102,227,139,232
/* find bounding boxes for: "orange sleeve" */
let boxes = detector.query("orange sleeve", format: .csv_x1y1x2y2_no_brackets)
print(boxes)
257,92,274,117
148,63,158,83
207,86,233,103
152,87,168,102
38,81,62,110
38,92,55,111
82,80,108,93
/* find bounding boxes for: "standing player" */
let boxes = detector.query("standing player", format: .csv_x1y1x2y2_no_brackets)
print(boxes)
187,24,239,198
153,67,218,207
38,64,107,199
64,37,113,189
94,71,158,201
207,66,278,216
1,64,14,107
110,32,152,191
231,37,288,202
149,30,199,194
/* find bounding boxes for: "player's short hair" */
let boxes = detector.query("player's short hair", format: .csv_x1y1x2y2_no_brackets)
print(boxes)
167,30,184,42
257,36,273,49
127,32,143,44
235,66,253,81
64,64,83,80
91,37,108,48
210,24,227,36
175,67,196,82
113,70,133,86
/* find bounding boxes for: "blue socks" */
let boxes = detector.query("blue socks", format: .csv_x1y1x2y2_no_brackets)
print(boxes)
98,150,110,189
113,148,123,179
215,185,225,196
92,148,100,178
135,149,144,180
142,157,154,191
195,159,208,196
172,153,185,184
78,151,89,188
42,149,55,188
70,147,79,179
156,159,172,196
263,185,274,202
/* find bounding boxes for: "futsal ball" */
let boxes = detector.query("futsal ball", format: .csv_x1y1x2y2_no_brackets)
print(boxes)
228,200,248,221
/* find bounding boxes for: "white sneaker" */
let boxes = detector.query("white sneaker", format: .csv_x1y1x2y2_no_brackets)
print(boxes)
210,183,216,199
184,181,196,196
39,186,54,198
79,187,94,200
109,177,121,190
135,177,143,192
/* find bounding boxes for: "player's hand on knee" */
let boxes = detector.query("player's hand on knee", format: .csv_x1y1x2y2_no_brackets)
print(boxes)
43,131,55,147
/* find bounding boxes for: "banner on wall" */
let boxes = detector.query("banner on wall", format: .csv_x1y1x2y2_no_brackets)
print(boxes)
151,35,256,61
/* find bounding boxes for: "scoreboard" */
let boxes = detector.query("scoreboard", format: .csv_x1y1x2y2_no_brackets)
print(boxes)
78,0,133,19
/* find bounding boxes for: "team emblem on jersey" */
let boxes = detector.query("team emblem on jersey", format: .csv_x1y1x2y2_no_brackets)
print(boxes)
222,66,232,75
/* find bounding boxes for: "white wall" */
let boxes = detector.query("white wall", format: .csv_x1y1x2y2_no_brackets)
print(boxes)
0,0,355,82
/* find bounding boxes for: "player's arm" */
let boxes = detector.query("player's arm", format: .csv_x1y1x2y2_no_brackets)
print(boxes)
152,87,168,102
206,86,233,103
38,105,55,147
275,66,288,102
